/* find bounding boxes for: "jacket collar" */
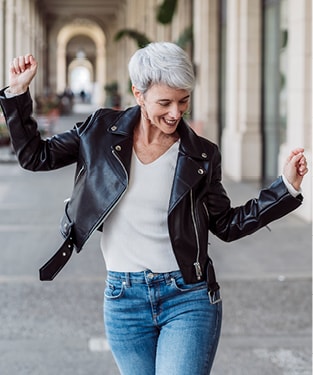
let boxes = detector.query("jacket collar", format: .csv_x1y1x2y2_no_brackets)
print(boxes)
107,105,141,136
107,106,211,212
108,105,209,160
176,120,210,161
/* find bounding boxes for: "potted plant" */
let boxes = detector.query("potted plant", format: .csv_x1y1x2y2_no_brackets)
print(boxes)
35,94,60,136
0,110,10,146
104,82,121,109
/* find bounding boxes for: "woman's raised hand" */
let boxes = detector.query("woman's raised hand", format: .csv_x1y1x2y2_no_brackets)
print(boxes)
9,54,38,95
283,148,308,191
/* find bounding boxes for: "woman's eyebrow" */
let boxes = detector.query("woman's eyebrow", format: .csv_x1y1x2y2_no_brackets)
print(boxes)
158,95,190,102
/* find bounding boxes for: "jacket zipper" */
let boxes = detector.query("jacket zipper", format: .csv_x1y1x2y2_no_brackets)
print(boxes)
75,165,85,184
104,149,129,219
190,190,202,280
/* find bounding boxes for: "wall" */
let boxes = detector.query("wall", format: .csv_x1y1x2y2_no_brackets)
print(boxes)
0,0,46,97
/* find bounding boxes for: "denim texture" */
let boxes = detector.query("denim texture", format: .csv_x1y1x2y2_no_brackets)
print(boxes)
104,270,222,375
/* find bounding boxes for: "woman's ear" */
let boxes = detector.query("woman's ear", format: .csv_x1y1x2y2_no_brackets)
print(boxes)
132,85,143,105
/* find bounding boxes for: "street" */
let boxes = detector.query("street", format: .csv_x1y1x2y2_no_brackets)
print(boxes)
0,108,311,375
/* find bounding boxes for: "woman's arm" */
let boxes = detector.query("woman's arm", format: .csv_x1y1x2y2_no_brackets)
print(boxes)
207,147,307,242
0,54,80,170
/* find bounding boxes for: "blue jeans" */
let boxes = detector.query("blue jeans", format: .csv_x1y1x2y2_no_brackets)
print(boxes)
103,270,222,375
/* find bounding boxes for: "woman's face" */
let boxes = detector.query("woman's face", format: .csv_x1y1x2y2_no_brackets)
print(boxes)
133,84,190,135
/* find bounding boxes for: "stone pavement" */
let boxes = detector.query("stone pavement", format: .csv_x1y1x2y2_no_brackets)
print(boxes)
0,104,311,374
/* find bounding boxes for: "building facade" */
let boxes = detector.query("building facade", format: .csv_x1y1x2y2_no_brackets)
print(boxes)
0,0,311,220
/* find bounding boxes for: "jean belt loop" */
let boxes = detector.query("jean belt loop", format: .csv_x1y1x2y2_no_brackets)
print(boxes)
164,272,171,285
125,272,130,287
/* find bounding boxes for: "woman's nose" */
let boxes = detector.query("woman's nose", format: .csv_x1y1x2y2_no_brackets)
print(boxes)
168,104,182,119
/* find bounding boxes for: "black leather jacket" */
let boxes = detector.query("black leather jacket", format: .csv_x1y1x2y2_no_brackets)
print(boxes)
0,89,303,284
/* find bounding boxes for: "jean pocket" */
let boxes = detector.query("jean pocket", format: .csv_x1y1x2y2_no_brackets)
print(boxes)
171,275,207,293
104,279,126,300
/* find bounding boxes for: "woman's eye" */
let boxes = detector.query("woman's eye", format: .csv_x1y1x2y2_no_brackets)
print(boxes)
158,101,188,107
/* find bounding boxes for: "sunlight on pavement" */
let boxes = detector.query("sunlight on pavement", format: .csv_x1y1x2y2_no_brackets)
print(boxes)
88,337,111,352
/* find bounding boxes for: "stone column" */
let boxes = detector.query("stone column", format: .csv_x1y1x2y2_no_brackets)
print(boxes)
5,0,15,69
279,0,312,220
172,0,192,43
31,0,41,96
221,0,262,180
15,0,23,54
192,0,219,141
56,43,66,95
94,27,106,106
0,0,5,87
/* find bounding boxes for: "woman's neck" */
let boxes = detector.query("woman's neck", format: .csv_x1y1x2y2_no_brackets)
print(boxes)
133,116,179,164
135,115,178,146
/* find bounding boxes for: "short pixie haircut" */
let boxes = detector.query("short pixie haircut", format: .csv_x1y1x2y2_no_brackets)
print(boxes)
128,42,195,93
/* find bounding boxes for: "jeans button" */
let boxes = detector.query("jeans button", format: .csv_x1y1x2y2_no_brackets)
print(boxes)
147,273,154,279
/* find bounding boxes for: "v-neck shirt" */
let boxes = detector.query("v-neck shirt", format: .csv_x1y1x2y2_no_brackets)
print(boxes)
100,141,180,272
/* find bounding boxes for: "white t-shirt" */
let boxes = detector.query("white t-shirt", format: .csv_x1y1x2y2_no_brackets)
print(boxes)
100,141,180,272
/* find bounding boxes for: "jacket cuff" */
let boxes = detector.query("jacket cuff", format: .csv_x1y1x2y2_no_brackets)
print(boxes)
281,174,302,197
270,176,303,204
0,87,32,118
4,87,28,98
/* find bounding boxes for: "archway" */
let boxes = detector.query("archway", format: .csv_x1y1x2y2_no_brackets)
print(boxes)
69,64,92,97
56,19,106,106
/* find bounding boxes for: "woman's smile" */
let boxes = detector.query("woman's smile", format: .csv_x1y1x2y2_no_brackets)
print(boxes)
163,117,179,126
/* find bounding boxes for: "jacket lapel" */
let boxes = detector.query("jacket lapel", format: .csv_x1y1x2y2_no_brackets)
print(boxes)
168,121,211,213
105,107,211,214
107,106,141,177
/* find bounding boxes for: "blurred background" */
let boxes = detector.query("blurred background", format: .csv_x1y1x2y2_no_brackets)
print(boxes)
0,0,311,220
0,1,311,374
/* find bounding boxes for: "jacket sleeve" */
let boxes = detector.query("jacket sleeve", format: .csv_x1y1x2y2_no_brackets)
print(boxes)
0,88,80,171
207,147,303,242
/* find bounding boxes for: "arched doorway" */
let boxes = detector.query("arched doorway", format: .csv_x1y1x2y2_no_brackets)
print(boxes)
56,19,106,106
67,35,95,102
69,65,92,97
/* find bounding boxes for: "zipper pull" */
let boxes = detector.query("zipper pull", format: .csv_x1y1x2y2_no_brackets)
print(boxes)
193,262,202,280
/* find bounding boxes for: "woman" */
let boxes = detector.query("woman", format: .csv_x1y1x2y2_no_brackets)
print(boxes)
0,42,308,374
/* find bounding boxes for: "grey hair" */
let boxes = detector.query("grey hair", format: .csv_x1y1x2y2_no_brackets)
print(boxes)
128,42,195,93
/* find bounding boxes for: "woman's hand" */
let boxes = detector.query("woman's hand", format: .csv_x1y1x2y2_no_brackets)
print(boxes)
283,148,308,191
8,54,38,95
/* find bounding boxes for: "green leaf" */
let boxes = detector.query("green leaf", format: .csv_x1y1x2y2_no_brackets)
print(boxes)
114,29,151,48
175,26,193,49
156,0,178,24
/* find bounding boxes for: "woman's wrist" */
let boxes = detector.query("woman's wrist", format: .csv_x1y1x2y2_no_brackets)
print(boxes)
282,174,301,197
4,87,28,98
6,85,28,96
